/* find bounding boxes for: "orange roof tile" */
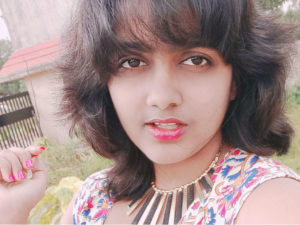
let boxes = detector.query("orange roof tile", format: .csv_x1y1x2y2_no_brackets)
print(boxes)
0,38,60,77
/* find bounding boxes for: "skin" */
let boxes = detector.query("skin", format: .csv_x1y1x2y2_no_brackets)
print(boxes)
103,41,235,224
1,40,300,224
108,42,235,189
0,146,47,224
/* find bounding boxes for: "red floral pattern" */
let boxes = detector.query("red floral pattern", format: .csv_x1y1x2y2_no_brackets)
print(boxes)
73,149,300,225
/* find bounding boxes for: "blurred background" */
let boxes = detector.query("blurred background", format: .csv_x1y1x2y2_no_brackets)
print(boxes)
0,0,299,223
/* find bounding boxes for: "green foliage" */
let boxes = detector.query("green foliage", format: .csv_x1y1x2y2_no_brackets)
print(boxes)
275,99,300,174
28,176,83,224
27,138,112,223
274,83,300,173
258,0,287,11
0,39,12,69
0,39,26,95
258,0,300,39
288,82,300,106
0,80,27,96
32,138,113,186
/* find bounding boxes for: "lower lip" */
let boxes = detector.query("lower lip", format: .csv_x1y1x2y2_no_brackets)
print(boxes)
147,124,186,141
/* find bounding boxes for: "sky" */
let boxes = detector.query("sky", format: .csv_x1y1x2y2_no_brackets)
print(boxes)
0,8,11,40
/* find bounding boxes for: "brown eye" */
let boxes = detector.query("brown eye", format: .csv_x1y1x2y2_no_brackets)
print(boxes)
122,58,146,68
183,56,208,66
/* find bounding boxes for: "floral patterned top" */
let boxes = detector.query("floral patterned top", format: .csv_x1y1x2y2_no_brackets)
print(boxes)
73,148,300,224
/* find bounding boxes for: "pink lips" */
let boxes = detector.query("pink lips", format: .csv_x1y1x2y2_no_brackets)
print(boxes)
146,118,187,141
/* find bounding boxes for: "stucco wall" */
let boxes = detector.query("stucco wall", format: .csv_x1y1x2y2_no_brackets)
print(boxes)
24,70,71,143
0,0,77,49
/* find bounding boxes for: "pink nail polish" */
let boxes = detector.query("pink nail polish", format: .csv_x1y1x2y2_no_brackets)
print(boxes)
40,146,45,151
9,174,16,182
18,171,25,180
26,159,34,168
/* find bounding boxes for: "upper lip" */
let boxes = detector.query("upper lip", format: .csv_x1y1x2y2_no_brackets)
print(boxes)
146,118,187,125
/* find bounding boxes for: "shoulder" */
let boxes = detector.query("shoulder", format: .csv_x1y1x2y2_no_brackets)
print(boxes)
235,177,300,224
72,168,113,224
211,148,300,223
220,149,300,181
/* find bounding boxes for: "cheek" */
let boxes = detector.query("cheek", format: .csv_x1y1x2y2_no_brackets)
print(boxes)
108,77,144,131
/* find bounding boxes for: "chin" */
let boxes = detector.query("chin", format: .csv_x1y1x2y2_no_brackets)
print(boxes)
145,151,189,165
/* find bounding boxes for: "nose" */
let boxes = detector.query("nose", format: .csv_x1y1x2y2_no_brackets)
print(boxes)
146,69,183,110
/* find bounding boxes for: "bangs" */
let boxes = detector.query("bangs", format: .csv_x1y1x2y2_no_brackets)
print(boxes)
89,0,245,80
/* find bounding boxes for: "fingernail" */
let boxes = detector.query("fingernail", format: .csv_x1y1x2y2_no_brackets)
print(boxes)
40,146,46,151
25,159,34,168
18,171,25,180
9,174,16,182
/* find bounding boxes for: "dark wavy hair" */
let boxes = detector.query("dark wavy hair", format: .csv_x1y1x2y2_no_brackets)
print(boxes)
59,0,296,201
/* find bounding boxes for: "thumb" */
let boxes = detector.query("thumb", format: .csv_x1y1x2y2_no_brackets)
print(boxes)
25,145,46,158
30,156,48,186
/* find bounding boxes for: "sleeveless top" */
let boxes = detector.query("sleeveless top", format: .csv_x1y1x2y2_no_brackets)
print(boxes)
73,148,300,224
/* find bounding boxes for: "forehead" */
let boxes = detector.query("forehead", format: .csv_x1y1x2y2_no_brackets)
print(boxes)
93,0,244,65
113,0,201,50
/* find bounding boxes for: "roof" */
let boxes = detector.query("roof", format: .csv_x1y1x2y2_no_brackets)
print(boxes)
0,38,60,82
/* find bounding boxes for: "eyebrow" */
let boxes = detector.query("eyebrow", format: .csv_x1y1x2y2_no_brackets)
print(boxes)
116,40,215,55
117,41,154,53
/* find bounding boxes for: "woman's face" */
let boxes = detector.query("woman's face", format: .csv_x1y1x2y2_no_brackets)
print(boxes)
108,42,235,165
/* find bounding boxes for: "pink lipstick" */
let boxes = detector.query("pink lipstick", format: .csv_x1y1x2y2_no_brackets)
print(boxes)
146,118,187,141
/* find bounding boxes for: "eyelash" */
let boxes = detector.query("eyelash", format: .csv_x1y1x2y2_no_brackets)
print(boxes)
119,58,146,69
182,56,210,67
119,55,211,69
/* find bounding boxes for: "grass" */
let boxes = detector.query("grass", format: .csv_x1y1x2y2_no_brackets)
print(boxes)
33,137,112,186
274,98,300,174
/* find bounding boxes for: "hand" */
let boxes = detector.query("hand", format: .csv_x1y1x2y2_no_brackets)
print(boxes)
0,146,48,223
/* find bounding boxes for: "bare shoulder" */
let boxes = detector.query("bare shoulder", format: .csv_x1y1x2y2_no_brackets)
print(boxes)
235,177,300,224
60,191,80,224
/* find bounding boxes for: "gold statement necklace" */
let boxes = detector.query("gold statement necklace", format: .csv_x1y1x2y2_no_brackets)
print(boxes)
127,149,221,225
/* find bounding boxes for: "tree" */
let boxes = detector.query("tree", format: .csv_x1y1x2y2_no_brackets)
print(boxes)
258,0,288,11
0,39,26,96
0,39,12,69
258,0,300,39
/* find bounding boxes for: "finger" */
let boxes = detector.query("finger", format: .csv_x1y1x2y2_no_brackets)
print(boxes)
0,158,13,182
31,156,47,173
25,145,46,158
9,147,33,170
2,152,25,182
30,157,48,188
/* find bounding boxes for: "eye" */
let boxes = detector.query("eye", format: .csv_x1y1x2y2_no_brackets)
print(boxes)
182,56,209,66
121,58,146,68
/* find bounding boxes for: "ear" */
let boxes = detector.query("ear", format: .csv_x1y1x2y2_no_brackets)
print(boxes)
230,80,237,100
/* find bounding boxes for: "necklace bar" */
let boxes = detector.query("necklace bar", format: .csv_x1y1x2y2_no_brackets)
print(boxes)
131,190,155,224
187,184,194,207
195,180,205,201
175,190,183,224
128,145,223,225
182,186,188,213
138,191,159,225
127,188,152,216
200,176,212,193
162,193,173,224
150,192,167,225
168,190,177,225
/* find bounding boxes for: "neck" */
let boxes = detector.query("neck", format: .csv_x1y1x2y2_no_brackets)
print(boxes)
153,132,227,190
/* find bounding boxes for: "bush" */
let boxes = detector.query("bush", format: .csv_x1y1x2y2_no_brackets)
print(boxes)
28,176,83,224
275,83,300,174
288,82,300,106
33,137,112,186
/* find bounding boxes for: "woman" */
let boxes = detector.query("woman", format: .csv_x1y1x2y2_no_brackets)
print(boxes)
1,0,300,224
